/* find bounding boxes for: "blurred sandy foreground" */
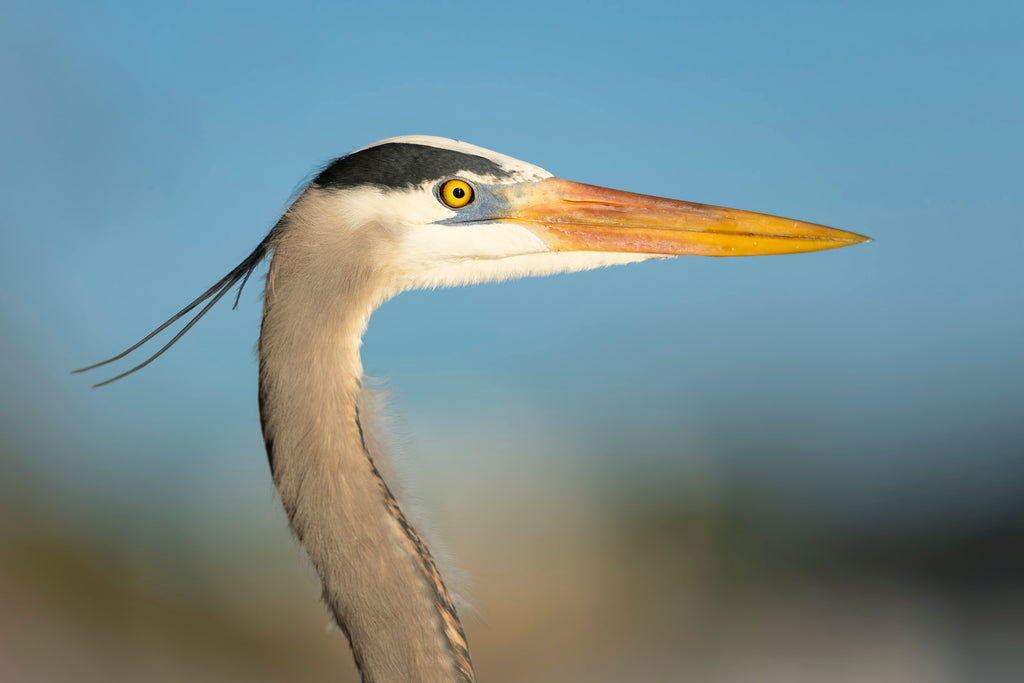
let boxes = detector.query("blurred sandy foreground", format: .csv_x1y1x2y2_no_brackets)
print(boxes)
2,445,1022,683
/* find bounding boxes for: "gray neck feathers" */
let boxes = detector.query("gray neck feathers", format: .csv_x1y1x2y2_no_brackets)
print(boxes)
257,208,474,683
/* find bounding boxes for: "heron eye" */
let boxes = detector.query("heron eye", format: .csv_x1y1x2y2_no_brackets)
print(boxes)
439,179,474,208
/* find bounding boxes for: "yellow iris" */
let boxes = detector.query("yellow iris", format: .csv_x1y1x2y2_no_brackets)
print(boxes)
439,179,474,208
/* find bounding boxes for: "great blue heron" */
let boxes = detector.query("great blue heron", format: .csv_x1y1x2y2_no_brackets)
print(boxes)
76,136,869,682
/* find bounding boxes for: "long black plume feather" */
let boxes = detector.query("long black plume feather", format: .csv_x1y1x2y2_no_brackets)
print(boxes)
73,232,274,387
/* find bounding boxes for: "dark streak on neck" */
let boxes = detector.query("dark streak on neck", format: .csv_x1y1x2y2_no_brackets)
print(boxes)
354,402,477,683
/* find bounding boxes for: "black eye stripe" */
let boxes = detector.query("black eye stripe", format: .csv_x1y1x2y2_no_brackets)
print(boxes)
315,143,511,190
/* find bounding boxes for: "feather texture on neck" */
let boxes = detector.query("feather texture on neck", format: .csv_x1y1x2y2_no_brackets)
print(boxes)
257,199,475,683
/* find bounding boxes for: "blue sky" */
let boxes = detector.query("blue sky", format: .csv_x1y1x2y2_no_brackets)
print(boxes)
1,0,1022,533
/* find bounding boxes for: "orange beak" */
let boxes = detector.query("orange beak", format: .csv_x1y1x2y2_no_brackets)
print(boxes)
494,178,869,257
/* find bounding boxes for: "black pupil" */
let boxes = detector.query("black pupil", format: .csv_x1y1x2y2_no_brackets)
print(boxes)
452,186,466,199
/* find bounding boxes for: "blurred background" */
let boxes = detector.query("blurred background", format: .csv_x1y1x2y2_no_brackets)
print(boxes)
2,1,1022,681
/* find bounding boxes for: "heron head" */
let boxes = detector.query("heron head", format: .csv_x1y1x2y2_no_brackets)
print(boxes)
76,135,870,386
283,136,869,295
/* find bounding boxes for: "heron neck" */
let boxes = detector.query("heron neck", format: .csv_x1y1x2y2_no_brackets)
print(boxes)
258,241,474,683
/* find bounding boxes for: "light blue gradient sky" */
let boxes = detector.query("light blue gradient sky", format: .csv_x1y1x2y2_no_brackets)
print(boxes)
2,1,1022,533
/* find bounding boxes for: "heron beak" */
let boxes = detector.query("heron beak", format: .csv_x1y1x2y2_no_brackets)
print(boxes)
497,178,870,256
